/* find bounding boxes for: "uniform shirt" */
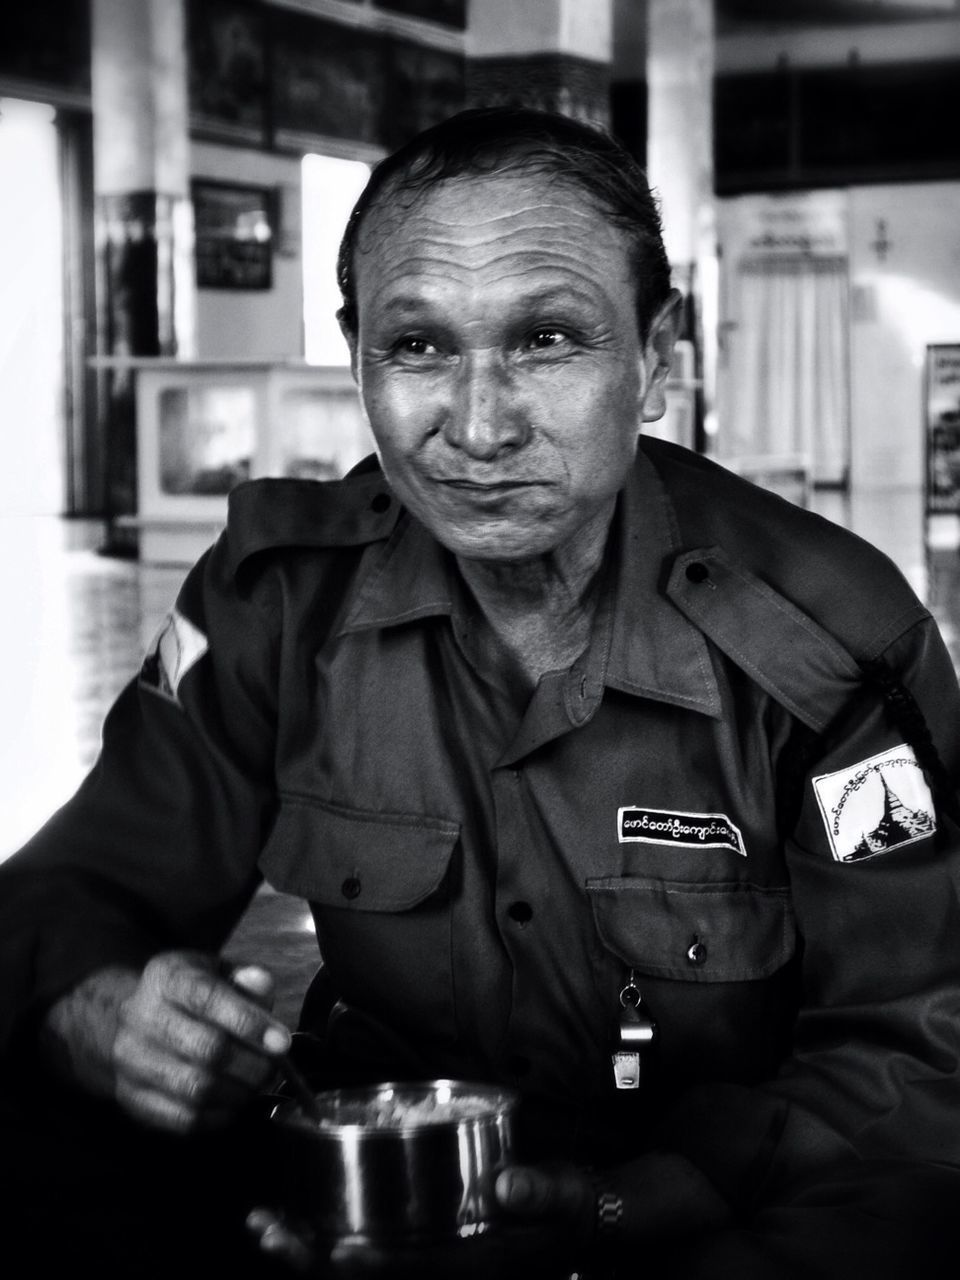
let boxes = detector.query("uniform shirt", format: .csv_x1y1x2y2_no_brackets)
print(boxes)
3,437,960,1211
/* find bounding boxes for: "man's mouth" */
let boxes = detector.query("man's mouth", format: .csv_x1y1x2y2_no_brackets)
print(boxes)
440,478,539,491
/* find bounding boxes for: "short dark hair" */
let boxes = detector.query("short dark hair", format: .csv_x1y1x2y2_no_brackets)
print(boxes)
336,105,672,341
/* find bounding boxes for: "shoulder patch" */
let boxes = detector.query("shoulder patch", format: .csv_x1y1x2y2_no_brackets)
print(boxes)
812,744,936,862
140,608,209,704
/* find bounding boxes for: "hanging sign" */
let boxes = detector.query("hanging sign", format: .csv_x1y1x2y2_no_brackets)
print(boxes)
732,190,848,263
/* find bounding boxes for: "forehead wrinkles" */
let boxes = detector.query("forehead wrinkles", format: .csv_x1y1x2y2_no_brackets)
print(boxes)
367,235,619,298
354,176,631,295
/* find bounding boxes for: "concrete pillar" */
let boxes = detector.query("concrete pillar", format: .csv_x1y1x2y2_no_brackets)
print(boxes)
91,0,195,534
466,0,613,128
645,0,717,449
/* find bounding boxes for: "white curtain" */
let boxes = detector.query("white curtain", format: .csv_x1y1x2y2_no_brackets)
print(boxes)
724,255,849,486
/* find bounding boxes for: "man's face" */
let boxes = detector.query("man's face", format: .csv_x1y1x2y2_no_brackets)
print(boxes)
344,172,675,562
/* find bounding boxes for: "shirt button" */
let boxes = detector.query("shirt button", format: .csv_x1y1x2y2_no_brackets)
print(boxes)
341,876,362,900
507,900,534,926
370,493,391,513
507,1054,531,1077
685,561,710,584
686,938,707,966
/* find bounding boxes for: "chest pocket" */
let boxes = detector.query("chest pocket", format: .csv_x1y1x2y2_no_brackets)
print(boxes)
586,875,797,983
259,795,460,1038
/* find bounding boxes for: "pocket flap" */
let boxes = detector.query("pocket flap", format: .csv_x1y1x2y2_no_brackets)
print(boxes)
586,877,796,982
259,795,460,912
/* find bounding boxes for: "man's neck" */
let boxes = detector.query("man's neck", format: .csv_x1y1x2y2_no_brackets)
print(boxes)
454,501,614,697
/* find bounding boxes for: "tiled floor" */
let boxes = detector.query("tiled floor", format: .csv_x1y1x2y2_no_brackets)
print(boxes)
2,487,960,1030
0,515,319,1029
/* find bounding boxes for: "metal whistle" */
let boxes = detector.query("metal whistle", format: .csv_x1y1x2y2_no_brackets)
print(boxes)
612,970,657,1090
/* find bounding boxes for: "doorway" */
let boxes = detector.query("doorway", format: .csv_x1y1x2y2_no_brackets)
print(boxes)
0,98,65,515
727,253,851,488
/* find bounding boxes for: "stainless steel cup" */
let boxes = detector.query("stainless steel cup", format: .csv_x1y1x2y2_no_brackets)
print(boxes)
266,1079,518,1247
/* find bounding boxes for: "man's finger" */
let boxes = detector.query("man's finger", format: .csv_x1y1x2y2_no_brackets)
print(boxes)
246,1208,315,1273
155,957,291,1056
495,1164,593,1223
229,963,275,1003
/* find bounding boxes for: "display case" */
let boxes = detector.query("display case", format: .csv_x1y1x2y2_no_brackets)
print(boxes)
925,344,960,516
94,359,376,564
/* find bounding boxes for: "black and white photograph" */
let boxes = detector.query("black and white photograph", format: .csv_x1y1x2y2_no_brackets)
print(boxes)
2,3,960,1279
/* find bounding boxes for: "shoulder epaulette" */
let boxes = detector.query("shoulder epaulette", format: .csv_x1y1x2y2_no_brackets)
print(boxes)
668,546,957,827
224,468,401,577
666,546,865,733
642,437,930,660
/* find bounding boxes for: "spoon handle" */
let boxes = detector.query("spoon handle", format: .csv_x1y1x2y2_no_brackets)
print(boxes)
280,1052,324,1125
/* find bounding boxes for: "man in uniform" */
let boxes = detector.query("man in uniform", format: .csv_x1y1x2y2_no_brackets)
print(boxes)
2,106,960,1278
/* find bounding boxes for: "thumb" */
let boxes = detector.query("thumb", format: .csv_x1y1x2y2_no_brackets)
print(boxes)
228,963,276,1005
496,1164,592,1226
246,1208,315,1274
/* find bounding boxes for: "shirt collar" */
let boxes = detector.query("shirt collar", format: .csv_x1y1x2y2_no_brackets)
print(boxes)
339,448,722,720
605,446,722,718
338,511,456,635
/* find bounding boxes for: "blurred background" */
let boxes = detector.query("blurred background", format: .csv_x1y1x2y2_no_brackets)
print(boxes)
1,2,959,1009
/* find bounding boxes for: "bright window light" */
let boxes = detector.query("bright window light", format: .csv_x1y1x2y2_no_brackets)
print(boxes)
0,97,63,515
302,153,371,366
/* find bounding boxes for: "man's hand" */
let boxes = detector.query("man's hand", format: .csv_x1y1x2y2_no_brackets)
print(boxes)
495,1162,594,1248
495,1152,732,1250
41,953,292,1133
246,1209,316,1273
244,1155,730,1277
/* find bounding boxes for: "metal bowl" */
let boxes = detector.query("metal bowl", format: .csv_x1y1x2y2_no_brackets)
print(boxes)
266,1079,518,1248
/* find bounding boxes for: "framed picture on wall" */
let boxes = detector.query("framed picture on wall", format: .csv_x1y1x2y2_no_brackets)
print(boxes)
270,11,382,146
186,0,268,145
192,179,275,290
379,40,465,150
925,344,960,514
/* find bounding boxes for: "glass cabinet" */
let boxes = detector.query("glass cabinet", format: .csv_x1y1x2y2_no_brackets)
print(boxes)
95,360,375,563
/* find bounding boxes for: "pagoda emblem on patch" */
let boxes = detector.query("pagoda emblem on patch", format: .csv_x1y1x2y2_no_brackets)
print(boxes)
812,744,936,863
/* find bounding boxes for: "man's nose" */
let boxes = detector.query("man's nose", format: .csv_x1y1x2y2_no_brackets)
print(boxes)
442,354,528,459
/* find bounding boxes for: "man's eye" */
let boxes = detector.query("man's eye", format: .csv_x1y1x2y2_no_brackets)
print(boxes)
396,337,438,356
525,328,568,350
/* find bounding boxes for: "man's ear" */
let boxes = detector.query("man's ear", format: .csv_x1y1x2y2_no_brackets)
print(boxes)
337,309,360,382
639,289,683,423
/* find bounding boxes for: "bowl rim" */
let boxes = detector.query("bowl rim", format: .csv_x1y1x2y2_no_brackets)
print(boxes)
270,1077,520,1135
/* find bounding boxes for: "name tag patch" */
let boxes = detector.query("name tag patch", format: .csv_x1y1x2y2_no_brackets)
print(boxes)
812,744,936,863
618,807,746,856
139,608,209,704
